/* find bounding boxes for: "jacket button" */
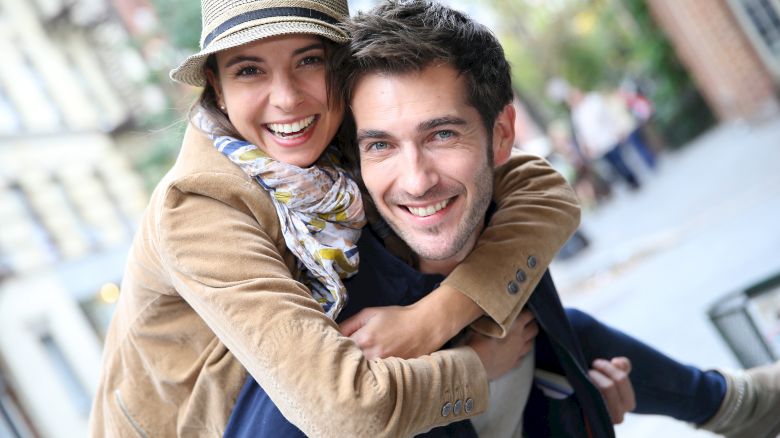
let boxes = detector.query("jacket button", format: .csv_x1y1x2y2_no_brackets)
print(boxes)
441,402,452,417
464,398,474,414
515,269,527,282
527,255,538,269
507,281,519,295
453,399,462,415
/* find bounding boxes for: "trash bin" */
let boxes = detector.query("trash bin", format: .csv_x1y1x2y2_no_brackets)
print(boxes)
708,271,780,368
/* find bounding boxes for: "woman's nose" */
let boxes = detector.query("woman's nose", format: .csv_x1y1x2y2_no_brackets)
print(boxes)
270,74,304,112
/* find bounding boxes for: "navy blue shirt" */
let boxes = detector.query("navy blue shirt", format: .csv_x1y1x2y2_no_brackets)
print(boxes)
224,225,614,437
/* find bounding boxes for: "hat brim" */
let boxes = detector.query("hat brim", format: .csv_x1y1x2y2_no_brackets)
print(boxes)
170,20,349,87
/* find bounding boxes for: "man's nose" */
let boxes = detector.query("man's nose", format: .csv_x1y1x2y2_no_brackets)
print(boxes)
269,74,304,112
397,148,439,198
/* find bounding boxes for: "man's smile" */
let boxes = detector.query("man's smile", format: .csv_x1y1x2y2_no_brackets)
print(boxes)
404,197,453,218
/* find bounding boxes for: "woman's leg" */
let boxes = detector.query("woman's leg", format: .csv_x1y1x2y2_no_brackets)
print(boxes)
565,308,726,424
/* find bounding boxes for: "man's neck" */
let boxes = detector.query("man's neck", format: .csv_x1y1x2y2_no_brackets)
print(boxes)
417,219,485,276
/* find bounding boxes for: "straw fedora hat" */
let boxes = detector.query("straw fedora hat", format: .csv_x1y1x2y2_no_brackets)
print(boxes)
170,0,350,87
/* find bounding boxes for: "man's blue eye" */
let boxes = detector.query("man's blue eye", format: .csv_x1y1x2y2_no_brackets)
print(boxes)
435,130,455,140
368,142,388,151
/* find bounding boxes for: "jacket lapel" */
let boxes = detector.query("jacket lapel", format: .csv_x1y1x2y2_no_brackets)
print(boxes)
527,271,615,438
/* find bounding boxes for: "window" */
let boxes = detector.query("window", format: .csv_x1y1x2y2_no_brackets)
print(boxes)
0,371,38,438
39,333,91,415
0,88,21,134
742,0,780,55
0,184,60,272
730,0,780,78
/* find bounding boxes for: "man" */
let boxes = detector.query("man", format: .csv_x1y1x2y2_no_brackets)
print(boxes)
225,1,780,437
339,5,615,435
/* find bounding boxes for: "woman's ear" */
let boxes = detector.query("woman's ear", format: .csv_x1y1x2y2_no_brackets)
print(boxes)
491,103,516,167
205,68,226,111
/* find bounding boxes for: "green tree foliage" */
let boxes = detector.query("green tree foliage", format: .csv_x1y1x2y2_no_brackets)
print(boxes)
486,0,714,147
120,0,202,189
618,0,714,147
149,0,201,51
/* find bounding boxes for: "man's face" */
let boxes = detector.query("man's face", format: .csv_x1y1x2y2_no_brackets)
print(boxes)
351,65,513,265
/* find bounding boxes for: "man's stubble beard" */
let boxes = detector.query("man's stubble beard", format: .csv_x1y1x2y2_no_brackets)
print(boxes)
384,159,494,262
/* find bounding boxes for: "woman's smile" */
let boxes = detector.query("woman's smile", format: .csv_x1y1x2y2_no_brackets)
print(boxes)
265,115,318,140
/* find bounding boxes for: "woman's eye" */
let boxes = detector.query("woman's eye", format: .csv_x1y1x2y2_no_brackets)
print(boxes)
300,56,324,67
235,66,260,77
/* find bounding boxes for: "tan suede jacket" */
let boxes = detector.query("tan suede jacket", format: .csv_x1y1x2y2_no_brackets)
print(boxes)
89,124,579,437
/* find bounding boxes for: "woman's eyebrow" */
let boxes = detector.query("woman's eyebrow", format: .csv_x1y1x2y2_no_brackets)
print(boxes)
223,43,324,69
293,42,325,55
224,55,263,69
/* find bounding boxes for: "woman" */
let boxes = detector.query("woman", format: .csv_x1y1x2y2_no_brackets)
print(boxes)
88,1,580,436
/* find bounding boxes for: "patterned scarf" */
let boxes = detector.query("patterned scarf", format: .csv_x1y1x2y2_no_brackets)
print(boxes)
198,114,365,319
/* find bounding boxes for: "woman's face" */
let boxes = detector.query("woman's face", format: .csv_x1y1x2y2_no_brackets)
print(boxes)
209,35,343,167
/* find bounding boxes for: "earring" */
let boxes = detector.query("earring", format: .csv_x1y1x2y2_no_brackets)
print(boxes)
220,105,226,111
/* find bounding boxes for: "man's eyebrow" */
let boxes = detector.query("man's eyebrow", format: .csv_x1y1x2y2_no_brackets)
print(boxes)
356,129,391,144
356,117,467,143
418,116,467,132
223,43,324,69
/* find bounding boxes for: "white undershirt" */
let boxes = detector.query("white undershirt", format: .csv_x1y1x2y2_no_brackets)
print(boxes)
470,347,535,438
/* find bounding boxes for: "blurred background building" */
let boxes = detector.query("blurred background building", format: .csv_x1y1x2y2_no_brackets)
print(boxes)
0,0,168,435
648,0,780,121
0,0,777,436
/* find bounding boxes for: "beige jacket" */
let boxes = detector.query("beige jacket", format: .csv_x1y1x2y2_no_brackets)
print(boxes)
89,124,579,437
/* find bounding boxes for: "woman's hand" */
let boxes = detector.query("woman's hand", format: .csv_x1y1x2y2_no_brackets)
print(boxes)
467,310,538,380
340,284,487,359
340,304,446,359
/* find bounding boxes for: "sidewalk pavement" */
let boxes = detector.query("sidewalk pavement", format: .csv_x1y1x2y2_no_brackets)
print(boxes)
550,117,780,438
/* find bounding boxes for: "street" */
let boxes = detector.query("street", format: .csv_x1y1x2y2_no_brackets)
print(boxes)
551,117,780,437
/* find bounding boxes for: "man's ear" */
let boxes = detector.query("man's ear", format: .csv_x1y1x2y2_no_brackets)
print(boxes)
205,68,224,109
491,103,516,167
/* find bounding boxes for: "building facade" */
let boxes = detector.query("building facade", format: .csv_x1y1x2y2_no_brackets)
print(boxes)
0,0,164,435
648,0,780,121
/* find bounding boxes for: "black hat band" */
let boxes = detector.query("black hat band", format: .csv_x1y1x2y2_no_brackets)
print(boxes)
203,7,341,48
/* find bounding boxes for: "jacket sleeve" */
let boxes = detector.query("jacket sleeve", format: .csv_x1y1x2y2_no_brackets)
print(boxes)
442,151,581,337
157,173,489,438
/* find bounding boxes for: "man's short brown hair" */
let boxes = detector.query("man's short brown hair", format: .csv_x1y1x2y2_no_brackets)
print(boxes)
341,0,513,133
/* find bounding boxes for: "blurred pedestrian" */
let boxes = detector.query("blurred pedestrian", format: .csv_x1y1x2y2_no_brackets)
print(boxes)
569,88,642,190
616,82,658,170
548,118,612,209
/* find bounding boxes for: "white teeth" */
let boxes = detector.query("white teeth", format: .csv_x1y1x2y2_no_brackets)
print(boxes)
267,115,316,136
407,199,450,217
